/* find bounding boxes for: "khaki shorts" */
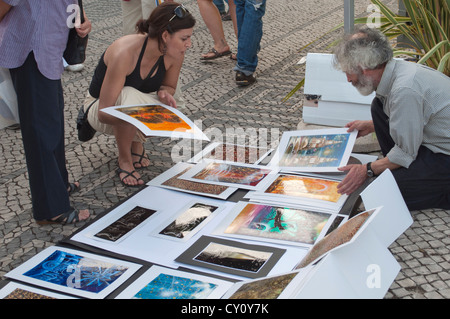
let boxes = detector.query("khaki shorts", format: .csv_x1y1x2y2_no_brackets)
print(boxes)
86,86,161,143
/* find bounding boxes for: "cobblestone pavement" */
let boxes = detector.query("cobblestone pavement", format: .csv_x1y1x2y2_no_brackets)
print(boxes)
0,0,449,299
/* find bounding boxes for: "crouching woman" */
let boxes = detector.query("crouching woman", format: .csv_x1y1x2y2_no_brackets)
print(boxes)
85,2,195,186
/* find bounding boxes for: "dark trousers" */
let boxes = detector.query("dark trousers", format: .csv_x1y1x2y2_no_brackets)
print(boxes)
9,52,71,220
371,97,450,211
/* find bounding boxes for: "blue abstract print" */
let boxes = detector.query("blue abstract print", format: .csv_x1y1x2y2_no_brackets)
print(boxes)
23,250,128,293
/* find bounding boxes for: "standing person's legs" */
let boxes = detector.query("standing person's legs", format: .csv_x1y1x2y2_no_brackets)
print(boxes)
9,52,88,222
198,0,231,59
228,0,238,38
233,0,266,84
213,0,226,14
141,0,157,20
121,0,144,35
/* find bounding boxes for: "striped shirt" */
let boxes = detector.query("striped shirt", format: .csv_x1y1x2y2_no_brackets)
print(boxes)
0,0,77,80
376,59,450,168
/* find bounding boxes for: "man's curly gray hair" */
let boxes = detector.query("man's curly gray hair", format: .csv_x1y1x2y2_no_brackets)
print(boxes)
333,26,393,74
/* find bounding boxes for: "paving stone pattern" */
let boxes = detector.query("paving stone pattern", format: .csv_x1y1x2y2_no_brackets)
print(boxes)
0,0,448,299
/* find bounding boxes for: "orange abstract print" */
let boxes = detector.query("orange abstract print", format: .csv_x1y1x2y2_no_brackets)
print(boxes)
193,162,271,187
117,105,192,132
264,175,342,202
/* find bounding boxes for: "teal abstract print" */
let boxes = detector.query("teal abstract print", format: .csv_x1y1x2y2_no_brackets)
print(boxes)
133,273,218,299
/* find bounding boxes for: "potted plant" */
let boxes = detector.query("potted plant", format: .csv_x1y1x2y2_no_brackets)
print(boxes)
371,0,449,76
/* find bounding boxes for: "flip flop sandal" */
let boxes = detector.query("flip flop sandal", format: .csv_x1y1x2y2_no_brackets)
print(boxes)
200,48,232,60
36,208,86,226
116,167,144,187
67,182,80,196
132,149,150,169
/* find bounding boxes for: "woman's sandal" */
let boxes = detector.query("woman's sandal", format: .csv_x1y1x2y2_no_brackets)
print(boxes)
116,167,144,187
131,149,150,169
200,48,232,60
36,208,87,226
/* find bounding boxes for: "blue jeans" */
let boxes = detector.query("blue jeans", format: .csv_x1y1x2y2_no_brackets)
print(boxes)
233,0,266,75
213,0,228,13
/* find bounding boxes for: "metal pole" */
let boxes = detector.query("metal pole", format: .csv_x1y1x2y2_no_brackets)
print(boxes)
398,0,407,16
344,0,355,33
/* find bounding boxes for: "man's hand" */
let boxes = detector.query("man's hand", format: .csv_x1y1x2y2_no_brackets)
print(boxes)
346,120,375,138
337,164,368,195
75,13,92,38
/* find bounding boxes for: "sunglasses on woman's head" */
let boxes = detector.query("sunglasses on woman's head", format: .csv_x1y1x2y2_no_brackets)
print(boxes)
169,4,189,22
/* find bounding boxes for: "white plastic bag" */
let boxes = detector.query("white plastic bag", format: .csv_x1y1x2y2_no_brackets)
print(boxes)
0,67,19,129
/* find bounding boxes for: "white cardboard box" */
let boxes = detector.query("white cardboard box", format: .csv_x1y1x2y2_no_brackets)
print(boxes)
294,170,413,298
302,53,374,127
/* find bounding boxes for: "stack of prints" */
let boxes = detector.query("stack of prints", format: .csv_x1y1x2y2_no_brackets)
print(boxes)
2,127,407,299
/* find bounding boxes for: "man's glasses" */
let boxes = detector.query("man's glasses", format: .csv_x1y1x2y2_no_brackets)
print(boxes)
169,5,189,22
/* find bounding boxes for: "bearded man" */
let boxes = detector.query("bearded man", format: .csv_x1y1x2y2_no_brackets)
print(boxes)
333,26,450,211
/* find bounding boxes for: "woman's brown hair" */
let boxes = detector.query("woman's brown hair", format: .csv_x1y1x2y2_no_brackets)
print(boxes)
136,2,196,51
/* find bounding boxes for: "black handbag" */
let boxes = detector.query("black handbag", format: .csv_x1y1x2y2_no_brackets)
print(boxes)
76,99,97,142
64,0,88,65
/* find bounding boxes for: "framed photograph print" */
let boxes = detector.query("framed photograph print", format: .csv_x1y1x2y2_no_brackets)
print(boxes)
152,201,224,242
92,205,158,244
115,265,233,299
294,207,382,269
101,103,209,140
175,236,286,279
221,270,306,299
179,160,278,191
0,282,77,299
214,201,332,247
5,246,141,299
247,173,348,212
189,142,273,165
269,128,357,172
146,162,237,200
79,201,160,245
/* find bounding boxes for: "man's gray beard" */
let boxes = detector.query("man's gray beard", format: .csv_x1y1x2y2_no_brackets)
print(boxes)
355,74,376,96
356,85,375,96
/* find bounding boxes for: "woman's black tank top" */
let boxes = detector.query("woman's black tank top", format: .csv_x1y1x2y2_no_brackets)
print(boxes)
89,37,166,98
